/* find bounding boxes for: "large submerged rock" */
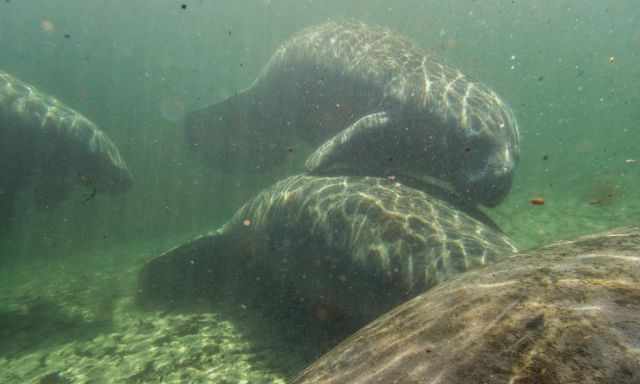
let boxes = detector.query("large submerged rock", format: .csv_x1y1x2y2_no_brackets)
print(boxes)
293,227,640,384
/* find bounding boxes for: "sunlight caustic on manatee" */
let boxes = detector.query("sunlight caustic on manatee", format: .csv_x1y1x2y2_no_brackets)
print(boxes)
185,21,520,207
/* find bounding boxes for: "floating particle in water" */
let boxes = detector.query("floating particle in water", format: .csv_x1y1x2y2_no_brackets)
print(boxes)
625,159,637,164
542,154,549,161
64,33,71,39
40,19,55,33
445,38,458,50
243,219,251,226
181,4,187,10
537,75,544,82
529,197,545,206
608,56,615,64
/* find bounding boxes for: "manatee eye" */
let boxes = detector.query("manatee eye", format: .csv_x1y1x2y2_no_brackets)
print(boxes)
458,136,497,181
461,136,494,160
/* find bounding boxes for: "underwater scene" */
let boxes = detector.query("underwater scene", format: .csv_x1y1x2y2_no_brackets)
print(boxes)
1,1,639,383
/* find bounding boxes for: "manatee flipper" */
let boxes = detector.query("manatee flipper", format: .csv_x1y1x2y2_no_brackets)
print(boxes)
185,91,290,172
305,112,393,175
305,111,481,214
306,111,449,184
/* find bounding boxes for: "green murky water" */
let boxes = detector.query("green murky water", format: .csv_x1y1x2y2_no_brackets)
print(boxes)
1,1,638,382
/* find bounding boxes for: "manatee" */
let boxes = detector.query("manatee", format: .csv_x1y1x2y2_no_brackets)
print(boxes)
293,227,640,384
0,70,132,228
137,174,516,327
186,21,519,206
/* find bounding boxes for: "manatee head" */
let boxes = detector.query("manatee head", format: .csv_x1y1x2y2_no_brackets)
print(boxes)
72,125,133,196
91,160,133,195
445,86,520,207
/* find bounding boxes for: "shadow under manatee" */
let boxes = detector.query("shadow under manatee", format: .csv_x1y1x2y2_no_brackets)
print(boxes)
136,237,370,376
0,295,115,359
141,296,353,379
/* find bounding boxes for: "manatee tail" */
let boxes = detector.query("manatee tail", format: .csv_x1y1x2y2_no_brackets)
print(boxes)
185,91,289,173
137,233,231,308
185,93,250,155
136,228,269,309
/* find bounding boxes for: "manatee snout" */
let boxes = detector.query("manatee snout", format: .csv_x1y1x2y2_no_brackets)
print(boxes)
454,144,517,207
77,156,133,196
101,168,133,194
457,165,514,207
450,92,520,207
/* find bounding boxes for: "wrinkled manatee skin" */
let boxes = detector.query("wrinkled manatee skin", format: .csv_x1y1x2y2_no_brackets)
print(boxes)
294,227,640,384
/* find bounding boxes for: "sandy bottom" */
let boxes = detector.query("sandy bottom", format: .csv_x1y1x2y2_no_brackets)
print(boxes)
0,257,319,384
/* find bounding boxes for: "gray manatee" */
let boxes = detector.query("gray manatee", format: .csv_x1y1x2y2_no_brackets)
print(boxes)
186,21,519,206
293,227,640,383
0,70,132,228
137,174,516,327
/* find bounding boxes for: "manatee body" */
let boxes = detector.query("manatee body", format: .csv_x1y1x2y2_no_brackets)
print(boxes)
137,174,516,326
293,227,640,384
0,70,132,227
186,21,519,206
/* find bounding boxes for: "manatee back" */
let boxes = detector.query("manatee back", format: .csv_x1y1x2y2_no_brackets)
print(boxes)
294,227,640,384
